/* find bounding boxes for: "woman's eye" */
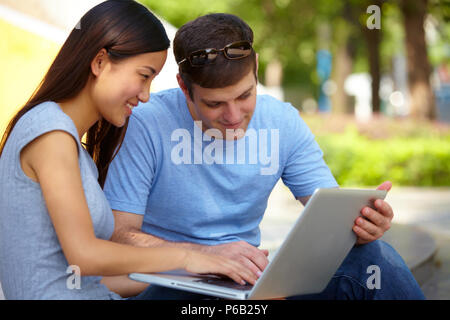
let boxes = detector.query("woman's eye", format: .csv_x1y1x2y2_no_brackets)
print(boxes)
141,74,150,80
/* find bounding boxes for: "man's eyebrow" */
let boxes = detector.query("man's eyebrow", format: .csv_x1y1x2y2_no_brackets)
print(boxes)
238,85,254,97
202,85,255,105
201,97,220,105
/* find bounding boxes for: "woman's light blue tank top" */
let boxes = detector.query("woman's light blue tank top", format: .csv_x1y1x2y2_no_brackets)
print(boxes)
0,102,122,299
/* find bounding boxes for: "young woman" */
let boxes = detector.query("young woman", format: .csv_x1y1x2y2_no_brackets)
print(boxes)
0,0,255,300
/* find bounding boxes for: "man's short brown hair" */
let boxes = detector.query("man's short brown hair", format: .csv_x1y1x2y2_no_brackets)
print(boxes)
174,13,257,98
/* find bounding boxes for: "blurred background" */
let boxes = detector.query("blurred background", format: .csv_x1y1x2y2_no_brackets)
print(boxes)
0,0,449,188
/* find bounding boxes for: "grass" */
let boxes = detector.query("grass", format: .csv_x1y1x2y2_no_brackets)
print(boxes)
301,113,450,187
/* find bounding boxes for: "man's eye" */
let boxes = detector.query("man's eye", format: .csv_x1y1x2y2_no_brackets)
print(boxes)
239,93,251,100
141,74,150,80
207,102,221,108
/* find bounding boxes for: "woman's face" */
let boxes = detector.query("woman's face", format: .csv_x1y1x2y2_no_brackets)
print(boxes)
91,49,168,127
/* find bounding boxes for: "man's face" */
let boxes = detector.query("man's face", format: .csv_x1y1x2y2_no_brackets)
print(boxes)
182,70,258,140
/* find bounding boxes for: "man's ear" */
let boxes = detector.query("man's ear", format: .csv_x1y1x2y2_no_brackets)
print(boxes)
91,48,109,77
176,74,194,103
255,53,259,75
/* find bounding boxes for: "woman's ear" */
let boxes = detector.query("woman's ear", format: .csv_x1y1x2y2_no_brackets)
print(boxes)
91,48,109,77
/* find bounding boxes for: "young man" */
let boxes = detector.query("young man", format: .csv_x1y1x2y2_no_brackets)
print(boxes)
104,13,425,299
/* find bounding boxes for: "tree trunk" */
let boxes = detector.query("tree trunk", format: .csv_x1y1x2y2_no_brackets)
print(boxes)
400,0,436,120
362,0,382,114
366,29,381,114
332,2,357,114
331,36,355,114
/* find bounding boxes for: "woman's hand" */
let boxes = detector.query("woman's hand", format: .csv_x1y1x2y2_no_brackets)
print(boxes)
182,250,258,285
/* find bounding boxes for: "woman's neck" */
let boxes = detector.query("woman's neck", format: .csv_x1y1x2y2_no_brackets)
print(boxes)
58,88,101,140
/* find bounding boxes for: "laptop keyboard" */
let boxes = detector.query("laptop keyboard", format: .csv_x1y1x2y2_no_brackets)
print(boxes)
194,278,254,291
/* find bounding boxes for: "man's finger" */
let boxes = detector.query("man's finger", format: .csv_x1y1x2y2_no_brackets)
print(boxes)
227,260,258,285
238,256,264,278
236,241,269,272
353,225,376,242
374,199,394,220
355,216,381,238
362,207,391,230
243,246,269,272
376,180,392,191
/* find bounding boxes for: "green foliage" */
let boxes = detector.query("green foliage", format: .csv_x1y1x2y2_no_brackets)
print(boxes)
315,126,450,187
140,0,448,91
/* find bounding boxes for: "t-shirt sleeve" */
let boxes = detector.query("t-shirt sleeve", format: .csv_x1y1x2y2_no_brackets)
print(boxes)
281,104,339,198
14,105,83,182
103,115,157,215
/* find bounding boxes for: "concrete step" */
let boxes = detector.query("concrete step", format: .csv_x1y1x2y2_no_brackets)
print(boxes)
414,231,450,299
381,224,438,286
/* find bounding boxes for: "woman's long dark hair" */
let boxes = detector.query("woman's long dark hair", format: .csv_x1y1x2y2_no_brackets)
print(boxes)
0,0,169,188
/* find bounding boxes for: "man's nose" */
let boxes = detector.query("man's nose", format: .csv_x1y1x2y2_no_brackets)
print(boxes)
223,102,242,124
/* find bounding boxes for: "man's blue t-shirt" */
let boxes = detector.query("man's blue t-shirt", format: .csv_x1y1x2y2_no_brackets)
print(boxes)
104,88,338,246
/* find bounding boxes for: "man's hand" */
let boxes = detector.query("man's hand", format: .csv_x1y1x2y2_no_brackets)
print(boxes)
201,241,269,279
353,181,394,245
183,250,258,285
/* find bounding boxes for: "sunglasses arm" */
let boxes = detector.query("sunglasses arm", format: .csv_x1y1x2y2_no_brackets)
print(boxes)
177,58,188,66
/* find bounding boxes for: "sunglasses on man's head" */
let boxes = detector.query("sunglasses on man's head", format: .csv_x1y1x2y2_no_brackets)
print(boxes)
177,41,253,67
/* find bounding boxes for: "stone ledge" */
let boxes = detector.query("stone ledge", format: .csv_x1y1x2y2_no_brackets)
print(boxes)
381,223,438,285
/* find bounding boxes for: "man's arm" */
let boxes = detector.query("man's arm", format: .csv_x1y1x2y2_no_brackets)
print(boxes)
111,210,270,277
110,210,204,250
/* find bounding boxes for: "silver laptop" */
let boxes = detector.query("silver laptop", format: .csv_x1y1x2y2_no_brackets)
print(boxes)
129,188,387,300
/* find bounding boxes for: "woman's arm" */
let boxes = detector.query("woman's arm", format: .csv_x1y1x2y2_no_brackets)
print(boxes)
21,130,256,285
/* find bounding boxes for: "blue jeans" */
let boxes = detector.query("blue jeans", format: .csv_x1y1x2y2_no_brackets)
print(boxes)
128,240,426,300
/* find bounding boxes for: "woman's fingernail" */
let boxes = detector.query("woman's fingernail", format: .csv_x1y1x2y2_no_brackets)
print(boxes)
257,271,263,278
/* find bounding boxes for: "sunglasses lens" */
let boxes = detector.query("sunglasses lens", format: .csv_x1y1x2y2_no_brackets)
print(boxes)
182,42,253,66
190,50,218,66
225,42,252,59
